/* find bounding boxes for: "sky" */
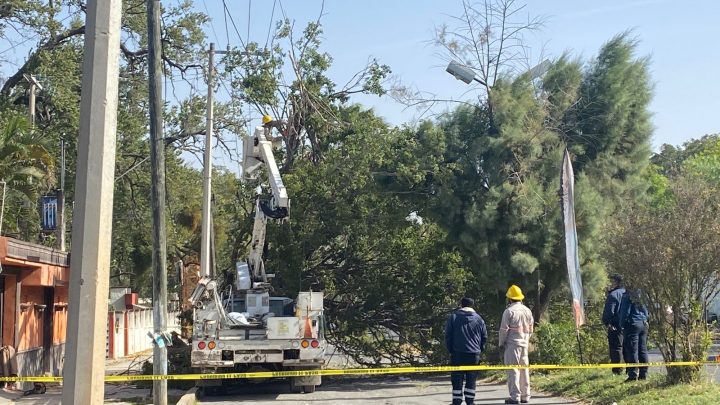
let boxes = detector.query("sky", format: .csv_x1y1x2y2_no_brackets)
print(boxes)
200,0,720,151
1,0,717,158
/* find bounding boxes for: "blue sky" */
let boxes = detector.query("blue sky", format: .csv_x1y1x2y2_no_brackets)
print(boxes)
203,0,719,150
1,0,717,154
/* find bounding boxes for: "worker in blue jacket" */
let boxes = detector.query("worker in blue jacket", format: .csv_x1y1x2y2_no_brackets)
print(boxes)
445,297,488,405
602,274,625,375
618,288,649,381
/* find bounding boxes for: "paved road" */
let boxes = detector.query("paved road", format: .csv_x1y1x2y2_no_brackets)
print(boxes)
647,345,720,383
194,375,579,405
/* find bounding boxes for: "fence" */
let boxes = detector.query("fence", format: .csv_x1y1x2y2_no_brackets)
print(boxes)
106,308,181,359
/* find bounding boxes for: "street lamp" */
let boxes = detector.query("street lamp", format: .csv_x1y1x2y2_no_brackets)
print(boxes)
445,61,486,85
446,59,552,86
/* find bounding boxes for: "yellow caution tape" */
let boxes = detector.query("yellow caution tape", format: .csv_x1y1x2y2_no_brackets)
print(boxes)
0,361,714,382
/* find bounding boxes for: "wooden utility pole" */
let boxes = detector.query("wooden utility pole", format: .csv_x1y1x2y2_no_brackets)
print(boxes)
200,43,215,278
62,0,121,403
147,0,168,403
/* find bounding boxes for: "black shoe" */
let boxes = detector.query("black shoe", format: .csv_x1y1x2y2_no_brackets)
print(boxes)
638,375,647,380
521,400,530,404
624,376,638,382
505,399,520,404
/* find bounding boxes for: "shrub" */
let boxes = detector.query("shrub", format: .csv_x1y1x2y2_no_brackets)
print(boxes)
531,301,607,367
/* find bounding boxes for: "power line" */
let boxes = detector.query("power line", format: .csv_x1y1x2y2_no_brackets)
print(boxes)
247,0,252,46
265,0,277,48
201,0,221,46
222,1,231,49
0,10,80,56
223,0,248,50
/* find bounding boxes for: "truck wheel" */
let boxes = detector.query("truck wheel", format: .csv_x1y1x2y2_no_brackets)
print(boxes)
303,385,316,394
289,379,303,393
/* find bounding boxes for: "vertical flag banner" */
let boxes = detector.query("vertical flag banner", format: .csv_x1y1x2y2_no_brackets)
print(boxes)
561,150,585,328
41,194,58,231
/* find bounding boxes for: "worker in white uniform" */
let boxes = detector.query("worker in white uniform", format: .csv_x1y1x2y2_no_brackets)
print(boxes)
499,285,534,404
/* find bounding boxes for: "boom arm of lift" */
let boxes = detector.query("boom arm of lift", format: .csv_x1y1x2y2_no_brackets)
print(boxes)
240,126,289,287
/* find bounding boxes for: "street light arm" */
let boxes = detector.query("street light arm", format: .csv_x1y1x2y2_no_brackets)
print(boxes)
446,61,488,87
473,76,488,86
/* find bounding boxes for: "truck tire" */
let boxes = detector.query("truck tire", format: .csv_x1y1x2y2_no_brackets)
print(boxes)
303,385,316,394
289,379,303,393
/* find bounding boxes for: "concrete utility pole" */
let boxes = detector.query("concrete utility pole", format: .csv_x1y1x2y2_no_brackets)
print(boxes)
62,1,121,404
200,43,215,278
147,0,168,403
200,44,231,278
23,74,42,125
58,139,66,251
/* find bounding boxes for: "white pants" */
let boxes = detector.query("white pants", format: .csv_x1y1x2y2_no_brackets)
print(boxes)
504,344,530,401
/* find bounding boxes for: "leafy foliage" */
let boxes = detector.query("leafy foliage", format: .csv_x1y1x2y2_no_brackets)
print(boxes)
0,111,55,239
607,174,720,383
531,302,607,366
223,19,390,170
418,34,653,323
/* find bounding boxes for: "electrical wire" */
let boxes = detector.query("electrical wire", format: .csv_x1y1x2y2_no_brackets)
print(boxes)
222,1,231,49
201,0,221,46
265,0,277,49
222,0,248,50
247,0,252,46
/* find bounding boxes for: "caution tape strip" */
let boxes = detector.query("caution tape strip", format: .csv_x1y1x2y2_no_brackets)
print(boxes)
1,360,718,382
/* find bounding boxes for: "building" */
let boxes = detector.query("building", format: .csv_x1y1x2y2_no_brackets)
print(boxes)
0,236,69,377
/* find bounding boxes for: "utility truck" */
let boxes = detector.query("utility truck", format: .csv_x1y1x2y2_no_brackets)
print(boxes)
189,122,325,393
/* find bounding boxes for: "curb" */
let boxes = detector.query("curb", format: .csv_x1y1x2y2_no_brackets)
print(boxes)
176,386,197,405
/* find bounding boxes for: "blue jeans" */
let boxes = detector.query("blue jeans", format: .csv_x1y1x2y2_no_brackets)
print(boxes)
623,321,648,379
607,328,623,374
451,352,481,405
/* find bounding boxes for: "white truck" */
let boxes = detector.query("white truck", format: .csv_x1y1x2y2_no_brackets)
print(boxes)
189,124,325,393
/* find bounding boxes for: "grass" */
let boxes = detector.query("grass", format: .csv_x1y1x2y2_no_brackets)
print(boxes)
534,369,720,405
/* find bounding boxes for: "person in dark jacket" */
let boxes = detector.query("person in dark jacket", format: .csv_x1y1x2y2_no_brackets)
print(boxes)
618,288,649,381
602,274,625,375
445,297,488,405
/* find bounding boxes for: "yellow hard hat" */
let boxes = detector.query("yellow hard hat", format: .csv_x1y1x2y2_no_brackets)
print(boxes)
506,285,525,301
262,114,273,124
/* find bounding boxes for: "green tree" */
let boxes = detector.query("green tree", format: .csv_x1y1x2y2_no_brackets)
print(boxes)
607,174,720,383
652,134,719,177
416,33,653,324
0,111,54,239
261,106,471,365
223,18,390,170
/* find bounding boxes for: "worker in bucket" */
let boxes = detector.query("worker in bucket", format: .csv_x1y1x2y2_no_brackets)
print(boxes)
445,297,488,405
261,114,286,146
499,285,534,404
602,274,626,375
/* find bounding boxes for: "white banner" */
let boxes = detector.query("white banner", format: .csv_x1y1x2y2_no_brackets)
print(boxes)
561,150,585,327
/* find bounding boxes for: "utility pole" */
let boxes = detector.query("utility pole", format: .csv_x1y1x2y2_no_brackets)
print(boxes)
57,139,66,251
200,43,215,278
147,0,168,403
62,1,121,404
200,44,230,278
23,74,42,125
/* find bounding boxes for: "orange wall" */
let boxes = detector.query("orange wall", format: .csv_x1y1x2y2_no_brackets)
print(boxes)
19,263,68,287
2,275,16,347
53,286,68,344
17,286,45,351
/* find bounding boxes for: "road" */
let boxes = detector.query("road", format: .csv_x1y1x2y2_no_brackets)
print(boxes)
194,375,579,405
647,342,720,383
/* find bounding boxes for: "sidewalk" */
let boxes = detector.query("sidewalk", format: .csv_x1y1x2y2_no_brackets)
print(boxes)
0,351,186,404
